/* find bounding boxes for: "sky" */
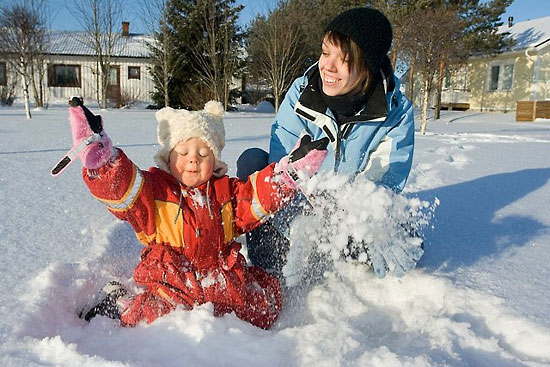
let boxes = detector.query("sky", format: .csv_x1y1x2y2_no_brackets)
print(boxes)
500,0,549,23
45,0,549,33
46,0,277,32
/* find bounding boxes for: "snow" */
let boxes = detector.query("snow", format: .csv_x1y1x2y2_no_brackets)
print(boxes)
1,105,550,366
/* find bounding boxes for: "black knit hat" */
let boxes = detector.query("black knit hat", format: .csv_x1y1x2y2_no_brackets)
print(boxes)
324,7,392,73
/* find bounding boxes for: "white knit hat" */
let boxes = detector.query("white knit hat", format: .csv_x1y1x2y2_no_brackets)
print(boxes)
154,101,228,177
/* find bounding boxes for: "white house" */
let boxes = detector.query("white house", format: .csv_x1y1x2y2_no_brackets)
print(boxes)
0,22,155,107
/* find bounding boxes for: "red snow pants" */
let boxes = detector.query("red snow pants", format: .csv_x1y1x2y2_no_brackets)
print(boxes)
120,244,282,329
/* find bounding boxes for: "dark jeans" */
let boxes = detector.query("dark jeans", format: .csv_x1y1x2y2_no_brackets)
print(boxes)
237,148,295,276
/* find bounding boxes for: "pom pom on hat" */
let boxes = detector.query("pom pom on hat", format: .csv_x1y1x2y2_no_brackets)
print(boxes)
324,7,392,73
203,100,224,118
154,101,228,176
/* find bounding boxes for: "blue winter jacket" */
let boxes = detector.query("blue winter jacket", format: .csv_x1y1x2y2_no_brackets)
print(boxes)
268,61,415,192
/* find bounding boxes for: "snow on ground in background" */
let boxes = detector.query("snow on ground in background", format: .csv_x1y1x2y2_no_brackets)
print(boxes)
1,107,550,366
237,101,276,113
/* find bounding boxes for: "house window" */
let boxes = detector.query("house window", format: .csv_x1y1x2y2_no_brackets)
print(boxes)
444,72,452,90
108,67,119,86
443,66,468,91
49,64,81,87
487,61,514,91
0,62,6,86
128,66,140,80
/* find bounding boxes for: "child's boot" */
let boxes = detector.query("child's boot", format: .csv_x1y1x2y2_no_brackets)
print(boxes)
79,281,133,322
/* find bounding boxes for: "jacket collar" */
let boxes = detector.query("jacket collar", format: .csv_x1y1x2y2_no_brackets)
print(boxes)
294,58,396,127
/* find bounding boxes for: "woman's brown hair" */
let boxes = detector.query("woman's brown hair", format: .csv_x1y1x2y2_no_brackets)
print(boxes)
323,30,372,94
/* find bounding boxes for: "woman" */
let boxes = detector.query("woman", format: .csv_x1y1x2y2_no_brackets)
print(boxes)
237,7,415,279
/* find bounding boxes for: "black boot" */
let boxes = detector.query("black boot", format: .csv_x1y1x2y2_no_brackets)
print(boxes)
79,281,131,322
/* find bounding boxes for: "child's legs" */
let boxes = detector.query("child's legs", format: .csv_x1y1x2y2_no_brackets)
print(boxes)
123,244,203,326
204,260,282,329
236,266,282,329
121,291,174,327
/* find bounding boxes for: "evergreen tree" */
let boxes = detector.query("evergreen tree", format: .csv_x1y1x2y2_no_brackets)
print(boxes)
459,0,515,55
150,0,243,110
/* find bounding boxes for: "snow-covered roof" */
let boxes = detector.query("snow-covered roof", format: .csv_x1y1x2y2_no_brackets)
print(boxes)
498,16,550,51
46,31,153,58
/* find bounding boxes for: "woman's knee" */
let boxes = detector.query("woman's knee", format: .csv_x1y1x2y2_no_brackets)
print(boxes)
236,148,269,180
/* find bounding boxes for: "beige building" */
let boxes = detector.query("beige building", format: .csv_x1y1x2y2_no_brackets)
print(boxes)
440,16,550,113
0,23,154,107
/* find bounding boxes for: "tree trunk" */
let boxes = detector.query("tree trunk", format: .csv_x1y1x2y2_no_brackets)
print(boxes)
22,78,32,119
420,78,430,135
101,66,108,109
163,74,170,107
95,62,101,108
37,60,45,107
434,58,445,120
163,42,170,107
30,62,41,107
224,78,229,110
20,58,32,119
407,54,416,102
29,60,45,108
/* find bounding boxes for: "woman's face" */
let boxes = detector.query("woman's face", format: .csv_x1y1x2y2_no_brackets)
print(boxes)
169,138,215,187
318,36,362,96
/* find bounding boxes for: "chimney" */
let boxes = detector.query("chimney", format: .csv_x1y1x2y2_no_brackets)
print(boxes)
122,21,130,36
508,16,514,28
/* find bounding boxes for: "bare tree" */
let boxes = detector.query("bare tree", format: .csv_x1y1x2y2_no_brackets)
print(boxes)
138,0,176,108
219,4,242,109
191,0,243,110
74,0,124,108
401,8,465,134
248,2,306,112
0,0,48,119
28,0,49,108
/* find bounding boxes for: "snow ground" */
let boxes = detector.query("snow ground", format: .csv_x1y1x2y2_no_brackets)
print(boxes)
0,105,549,366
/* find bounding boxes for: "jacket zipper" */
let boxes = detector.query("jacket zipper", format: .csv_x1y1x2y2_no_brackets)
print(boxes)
334,127,343,173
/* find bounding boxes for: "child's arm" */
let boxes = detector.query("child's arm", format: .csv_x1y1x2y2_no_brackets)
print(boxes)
67,100,158,244
231,136,329,234
83,150,159,244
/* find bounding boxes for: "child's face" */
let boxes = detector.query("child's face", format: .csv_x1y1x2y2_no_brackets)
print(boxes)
169,138,215,187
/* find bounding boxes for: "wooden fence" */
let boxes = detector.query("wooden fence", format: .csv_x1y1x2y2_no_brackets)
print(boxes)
516,101,550,121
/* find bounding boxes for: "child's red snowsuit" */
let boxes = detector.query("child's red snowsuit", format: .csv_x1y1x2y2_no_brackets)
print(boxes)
83,149,294,329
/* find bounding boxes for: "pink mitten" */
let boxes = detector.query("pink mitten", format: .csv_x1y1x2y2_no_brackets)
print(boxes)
69,105,114,169
275,135,329,189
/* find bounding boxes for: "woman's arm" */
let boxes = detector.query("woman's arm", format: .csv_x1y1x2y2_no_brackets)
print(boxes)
268,76,309,164
359,92,415,193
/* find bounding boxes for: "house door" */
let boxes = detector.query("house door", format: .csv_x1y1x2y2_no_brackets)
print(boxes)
106,66,121,107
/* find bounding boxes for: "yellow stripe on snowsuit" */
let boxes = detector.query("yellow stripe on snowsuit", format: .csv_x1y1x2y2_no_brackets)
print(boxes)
249,171,269,221
220,201,234,243
153,200,184,247
95,164,144,212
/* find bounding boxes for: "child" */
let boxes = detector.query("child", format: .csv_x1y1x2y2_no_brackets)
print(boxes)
67,98,328,329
